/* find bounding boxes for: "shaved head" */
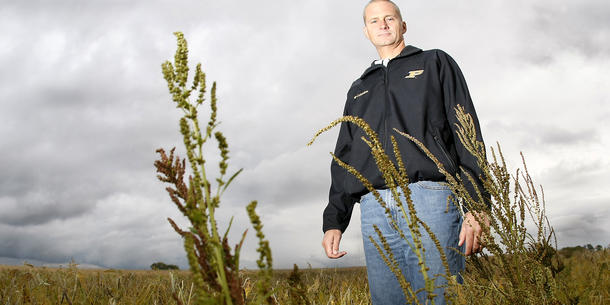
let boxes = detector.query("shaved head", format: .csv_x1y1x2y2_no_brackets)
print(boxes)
363,0,403,24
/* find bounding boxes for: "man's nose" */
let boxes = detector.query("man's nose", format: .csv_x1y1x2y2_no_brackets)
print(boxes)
380,20,389,29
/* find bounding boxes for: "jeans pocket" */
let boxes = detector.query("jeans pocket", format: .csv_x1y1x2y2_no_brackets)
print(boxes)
360,192,373,208
359,193,374,222
360,191,395,231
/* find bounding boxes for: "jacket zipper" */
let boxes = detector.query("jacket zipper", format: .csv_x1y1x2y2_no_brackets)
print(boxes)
433,134,457,173
382,65,389,152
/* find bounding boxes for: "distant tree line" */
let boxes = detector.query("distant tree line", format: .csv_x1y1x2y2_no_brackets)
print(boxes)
558,244,607,258
150,262,179,270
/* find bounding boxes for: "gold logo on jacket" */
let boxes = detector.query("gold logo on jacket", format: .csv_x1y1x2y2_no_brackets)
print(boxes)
405,70,424,79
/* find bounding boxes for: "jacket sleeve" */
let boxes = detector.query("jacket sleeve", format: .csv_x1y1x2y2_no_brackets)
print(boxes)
437,50,490,210
323,91,358,233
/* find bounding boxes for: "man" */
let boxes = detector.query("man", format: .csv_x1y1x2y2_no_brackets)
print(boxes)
321,1,488,304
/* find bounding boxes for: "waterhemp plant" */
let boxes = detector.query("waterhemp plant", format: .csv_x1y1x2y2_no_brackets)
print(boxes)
402,106,562,304
431,107,563,305
309,105,563,304
155,32,275,305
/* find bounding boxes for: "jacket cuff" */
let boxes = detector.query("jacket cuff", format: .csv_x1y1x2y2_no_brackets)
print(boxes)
322,225,345,233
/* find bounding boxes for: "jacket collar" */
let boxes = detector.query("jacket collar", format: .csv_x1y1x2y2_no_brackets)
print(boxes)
360,45,423,79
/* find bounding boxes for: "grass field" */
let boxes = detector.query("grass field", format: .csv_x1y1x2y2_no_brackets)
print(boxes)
0,264,368,305
1,248,607,305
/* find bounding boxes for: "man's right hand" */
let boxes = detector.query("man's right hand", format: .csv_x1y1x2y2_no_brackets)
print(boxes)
322,229,347,259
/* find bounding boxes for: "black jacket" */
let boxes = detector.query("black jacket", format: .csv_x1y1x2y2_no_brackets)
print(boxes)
323,45,486,233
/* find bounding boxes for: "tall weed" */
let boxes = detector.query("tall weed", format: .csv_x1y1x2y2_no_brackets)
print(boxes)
155,32,275,305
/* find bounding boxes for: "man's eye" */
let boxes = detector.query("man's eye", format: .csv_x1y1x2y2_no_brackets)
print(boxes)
370,20,377,23
386,17,394,21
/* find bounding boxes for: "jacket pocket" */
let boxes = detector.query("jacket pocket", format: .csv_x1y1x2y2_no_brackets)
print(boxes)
432,131,457,173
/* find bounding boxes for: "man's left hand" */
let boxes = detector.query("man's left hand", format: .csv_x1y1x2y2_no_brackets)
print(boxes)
458,211,489,255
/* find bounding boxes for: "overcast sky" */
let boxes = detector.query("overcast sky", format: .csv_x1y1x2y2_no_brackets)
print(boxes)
1,0,608,270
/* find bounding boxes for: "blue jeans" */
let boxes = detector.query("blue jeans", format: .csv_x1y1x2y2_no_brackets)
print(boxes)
360,181,465,305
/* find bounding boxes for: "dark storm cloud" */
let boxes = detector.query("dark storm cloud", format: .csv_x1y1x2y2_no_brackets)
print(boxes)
0,73,172,225
0,2,183,227
0,195,91,226
552,198,609,247
0,0,361,268
0,193,190,269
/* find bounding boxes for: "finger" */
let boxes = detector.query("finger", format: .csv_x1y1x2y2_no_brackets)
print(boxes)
473,235,480,253
323,237,333,258
330,234,347,258
323,244,331,257
326,248,346,259
465,231,474,256
323,235,341,258
458,226,466,247
329,251,347,259
332,235,340,255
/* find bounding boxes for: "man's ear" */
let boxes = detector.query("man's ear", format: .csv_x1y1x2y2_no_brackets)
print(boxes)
401,21,407,34
363,26,371,41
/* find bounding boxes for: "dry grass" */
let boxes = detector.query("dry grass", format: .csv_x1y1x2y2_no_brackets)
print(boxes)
1,251,607,305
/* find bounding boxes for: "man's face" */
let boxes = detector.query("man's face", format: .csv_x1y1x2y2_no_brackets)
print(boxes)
363,1,406,49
